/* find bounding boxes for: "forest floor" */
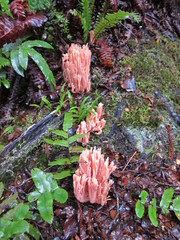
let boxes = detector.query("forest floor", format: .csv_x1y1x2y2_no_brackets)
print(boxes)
0,0,179,239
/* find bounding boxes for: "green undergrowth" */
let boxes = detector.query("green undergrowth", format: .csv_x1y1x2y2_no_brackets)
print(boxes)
121,37,180,115
122,93,164,128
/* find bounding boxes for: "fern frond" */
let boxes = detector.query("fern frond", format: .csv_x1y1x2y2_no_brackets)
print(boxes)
28,0,52,12
81,0,94,42
94,10,139,40
0,56,10,69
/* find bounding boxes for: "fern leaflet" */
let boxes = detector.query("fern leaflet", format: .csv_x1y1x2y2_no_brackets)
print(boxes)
0,56,10,69
28,0,52,12
94,10,139,39
79,0,94,42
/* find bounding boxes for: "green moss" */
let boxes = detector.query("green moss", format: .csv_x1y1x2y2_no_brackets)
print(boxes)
121,38,180,114
122,94,163,128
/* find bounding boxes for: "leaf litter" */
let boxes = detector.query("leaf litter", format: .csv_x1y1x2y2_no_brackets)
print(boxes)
0,0,180,239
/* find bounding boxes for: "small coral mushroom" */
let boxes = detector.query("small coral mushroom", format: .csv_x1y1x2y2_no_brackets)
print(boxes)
73,148,116,206
62,44,91,93
76,103,106,146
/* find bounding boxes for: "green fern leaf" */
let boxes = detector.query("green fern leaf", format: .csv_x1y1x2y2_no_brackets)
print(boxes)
22,40,53,50
80,0,94,42
27,48,56,90
0,0,13,17
0,57,10,69
94,10,139,40
10,49,24,77
28,0,52,12
19,47,28,70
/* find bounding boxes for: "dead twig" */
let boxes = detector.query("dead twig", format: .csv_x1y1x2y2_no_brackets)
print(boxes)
165,124,175,162
122,151,137,172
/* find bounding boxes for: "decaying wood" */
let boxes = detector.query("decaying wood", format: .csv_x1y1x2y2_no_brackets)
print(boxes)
0,110,63,182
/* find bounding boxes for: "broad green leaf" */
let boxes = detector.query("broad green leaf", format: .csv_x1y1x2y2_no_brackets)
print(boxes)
171,196,180,220
160,188,174,214
2,79,10,88
13,204,29,221
148,198,158,227
68,134,85,144
37,192,53,224
135,200,145,218
22,40,53,49
53,170,71,180
0,218,11,233
29,224,40,240
70,155,80,163
71,145,85,153
10,49,24,76
28,191,41,202
46,174,58,192
53,139,68,147
19,47,28,70
0,182,4,198
4,220,29,238
11,220,29,235
139,190,148,204
44,138,54,144
27,48,56,90
31,168,51,193
25,211,33,220
52,130,68,139
0,192,18,215
63,112,72,131
53,188,68,203
135,191,148,219
49,158,71,166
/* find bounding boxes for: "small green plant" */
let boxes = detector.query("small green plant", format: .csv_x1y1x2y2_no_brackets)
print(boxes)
44,111,85,175
0,52,11,88
1,37,56,90
56,83,99,123
71,0,139,42
28,0,52,12
135,188,180,227
28,168,68,224
0,182,40,240
0,0,13,17
30,96,52,111
71,95,100,124
94,9,139,40
49,8,72,40
56,83,72,115
71,0,95,42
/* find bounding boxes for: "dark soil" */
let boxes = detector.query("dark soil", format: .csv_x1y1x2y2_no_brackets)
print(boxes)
0,0,180,239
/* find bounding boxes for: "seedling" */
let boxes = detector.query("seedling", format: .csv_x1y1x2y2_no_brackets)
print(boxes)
135,188,180,227
28,168,68,224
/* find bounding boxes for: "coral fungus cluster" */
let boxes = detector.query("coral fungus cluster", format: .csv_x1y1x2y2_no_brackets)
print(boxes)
76,103,106,146
62,44,91,93
73,148,116,206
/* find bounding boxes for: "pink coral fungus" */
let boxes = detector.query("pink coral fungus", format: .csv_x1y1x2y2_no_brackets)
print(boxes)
73,148,116,206
76,103,106,146
62,44,91,93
